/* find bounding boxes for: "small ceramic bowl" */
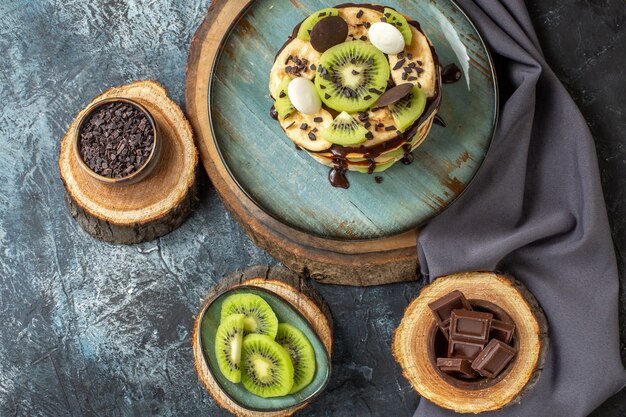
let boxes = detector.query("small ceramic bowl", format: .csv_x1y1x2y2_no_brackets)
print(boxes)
199,286,331,412
73,97,161,185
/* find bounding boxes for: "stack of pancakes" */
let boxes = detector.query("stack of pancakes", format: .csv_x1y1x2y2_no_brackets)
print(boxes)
269,5,441,174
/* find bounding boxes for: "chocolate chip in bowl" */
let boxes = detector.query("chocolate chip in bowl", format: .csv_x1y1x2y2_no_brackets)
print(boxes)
73,97,161,185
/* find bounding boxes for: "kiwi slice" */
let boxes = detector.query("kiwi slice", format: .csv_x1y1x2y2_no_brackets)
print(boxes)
383,8,413,45
221,293,279,339
322,111,368,145
297,8,339,41
389,86,427,131
215,313,245,383
315,40,390,113
241,334,294,398
275,323,316,394
273,77,294,119
354,159,396,173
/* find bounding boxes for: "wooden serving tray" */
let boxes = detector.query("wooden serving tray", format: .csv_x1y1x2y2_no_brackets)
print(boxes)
186,0,497,285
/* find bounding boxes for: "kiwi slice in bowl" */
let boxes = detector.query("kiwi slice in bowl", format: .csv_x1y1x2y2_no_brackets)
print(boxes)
315,40,390,113
297,8,339,41
241,334,295,398
275,323,316,394
383,8,413,45
322,111,368,146
389,86,427,131
221,293,279,339
215,313,245,383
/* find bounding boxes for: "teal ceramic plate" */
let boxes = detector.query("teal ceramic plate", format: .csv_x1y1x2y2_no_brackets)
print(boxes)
210,0,497,240
199,286,331,411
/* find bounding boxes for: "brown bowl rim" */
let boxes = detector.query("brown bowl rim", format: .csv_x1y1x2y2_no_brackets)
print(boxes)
73,97,160,184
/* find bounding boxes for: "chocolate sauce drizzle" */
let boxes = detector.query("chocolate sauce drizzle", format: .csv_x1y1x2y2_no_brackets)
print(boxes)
269,105,278,120
442,63,462,84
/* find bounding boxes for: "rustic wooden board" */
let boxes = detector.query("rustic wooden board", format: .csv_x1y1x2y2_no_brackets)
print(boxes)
59,81,198,244
392,272,549,414
192,265,333,417
186,0,497,285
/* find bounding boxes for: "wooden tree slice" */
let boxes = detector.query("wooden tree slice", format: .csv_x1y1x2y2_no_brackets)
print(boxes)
186,0,418,286
59,81,198,244
392,272,549,414
192,265,333,417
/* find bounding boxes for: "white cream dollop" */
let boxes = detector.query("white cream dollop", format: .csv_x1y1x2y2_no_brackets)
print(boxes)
287,77,322,115
368,22,405,55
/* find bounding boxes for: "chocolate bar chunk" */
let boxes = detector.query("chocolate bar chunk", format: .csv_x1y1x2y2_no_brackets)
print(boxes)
471,339,517,378
428,290,472,330
449,309,492,343
448,339,485,361
437,357,477,378
490,319,516,344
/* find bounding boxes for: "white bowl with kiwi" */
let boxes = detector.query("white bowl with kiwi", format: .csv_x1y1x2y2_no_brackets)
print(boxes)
196,281,331,414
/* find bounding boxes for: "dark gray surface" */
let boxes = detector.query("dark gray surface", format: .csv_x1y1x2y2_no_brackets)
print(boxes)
0,0,623,416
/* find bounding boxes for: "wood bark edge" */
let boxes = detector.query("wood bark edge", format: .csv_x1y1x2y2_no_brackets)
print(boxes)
185,0,419,286
192,265,333,417
392,271,549,413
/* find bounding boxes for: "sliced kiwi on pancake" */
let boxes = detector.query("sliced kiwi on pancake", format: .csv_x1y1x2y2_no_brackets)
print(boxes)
274,77,294,119
221,293,279,339
241,334,294,398
322,111,368,145
315,40,390,113
354,159,397,174
215,313,245,383
383,8,412,45
389,86,427,131
275,323,316,394
297,8,339,41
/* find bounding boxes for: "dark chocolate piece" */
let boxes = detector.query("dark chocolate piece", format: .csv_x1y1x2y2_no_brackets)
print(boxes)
490,319,515,344
428,290,473,329
375,83,413,107
310,16,349,52
437,358,477,378
449,309,492,343
471,339,517,378
448,339,485,361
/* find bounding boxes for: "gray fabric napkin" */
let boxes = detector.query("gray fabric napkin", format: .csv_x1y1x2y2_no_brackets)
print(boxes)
415,1,626,416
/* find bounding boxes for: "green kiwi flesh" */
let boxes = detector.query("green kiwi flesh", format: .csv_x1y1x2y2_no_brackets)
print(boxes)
241,334,295,398
215,313,245,383
315,40,390,113
275,323,316,394
297,8,339,41
221,293,279,339
389,86,427,131
383,8,413,45
322,111,368,145
273,77,294,119
354,159,396,173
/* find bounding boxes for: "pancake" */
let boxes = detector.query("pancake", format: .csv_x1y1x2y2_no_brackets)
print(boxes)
268,4,442,186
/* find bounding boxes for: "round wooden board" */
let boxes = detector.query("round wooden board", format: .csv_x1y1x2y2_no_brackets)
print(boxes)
192,265,333,417
59,81,198,244
186,1,497,285
392,272,549,414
